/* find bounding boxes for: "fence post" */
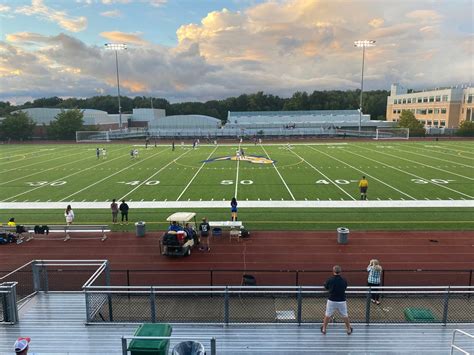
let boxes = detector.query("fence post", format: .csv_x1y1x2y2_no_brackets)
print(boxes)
469,270,473,287
121,337,128,355
296,271,299,286
43,265,49,293
297,287,302,325
210,270,213,287
85,289,91,323
210,337,216,355
365,287,372,325
32,261,41,292
442,286,450,325
224,286,229,326
150,286,156,323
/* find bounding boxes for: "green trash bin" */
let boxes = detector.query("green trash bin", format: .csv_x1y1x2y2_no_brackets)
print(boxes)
128,323,173,355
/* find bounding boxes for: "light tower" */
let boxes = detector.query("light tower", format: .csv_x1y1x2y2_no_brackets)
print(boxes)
104,43,127,130
354,40,376,132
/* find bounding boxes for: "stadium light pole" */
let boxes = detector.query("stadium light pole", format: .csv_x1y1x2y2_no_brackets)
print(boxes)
354,40,376,132
104,43,127,131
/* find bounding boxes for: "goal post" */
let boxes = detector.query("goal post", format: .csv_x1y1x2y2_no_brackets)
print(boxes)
76,131,110,143
375,128,410,140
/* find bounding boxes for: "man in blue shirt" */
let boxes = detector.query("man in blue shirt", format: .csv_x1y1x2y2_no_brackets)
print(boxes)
321,265,352,335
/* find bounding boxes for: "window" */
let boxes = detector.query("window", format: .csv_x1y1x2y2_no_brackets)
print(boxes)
434,108,439,114
423,97,428,102
393,109,397,114
441,108,447,114
468,95,474,103
402,98,406,104
418,97,422,103
397,109,401,114
421,109,427,115
428,109,433,114
442,95,448,101
427,120,432,125
393,99,397,104
440,121,446,126
429,96,434,102
421,120,426,125
434,120,439,126
435,96,441,102
416,109,422,114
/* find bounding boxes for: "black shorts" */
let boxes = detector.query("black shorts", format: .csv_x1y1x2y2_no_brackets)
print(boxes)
360,187,368,193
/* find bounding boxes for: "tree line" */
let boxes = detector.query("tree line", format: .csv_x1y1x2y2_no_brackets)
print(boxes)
0,90,390,121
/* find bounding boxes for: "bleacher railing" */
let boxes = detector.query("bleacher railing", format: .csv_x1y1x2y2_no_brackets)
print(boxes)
83,285,474,325
450,329,474,355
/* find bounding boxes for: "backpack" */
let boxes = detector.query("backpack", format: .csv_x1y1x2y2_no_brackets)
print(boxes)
16,225,27,234
241,229,250,238
34,225,49,235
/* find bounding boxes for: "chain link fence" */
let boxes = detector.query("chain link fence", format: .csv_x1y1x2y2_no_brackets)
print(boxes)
84,286,474,325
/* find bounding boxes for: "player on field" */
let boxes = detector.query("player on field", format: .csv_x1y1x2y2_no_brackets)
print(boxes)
102,148,107,159
358,176,369,200
96,147,100,159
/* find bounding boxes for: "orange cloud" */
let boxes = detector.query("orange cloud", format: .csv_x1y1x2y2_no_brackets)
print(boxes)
100,31,148,45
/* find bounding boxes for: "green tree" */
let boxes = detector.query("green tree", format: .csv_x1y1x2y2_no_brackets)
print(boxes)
457,120,474,137
48,109,85,140
0,111,36,140
397,109,425,136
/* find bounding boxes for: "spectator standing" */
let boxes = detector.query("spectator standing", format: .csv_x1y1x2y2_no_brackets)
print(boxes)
64,205,74,225
367,259,383,304
14,337,31,354
321,265,352,335
96,147,100,159
119,200,129,225
231,197,238,221
172,141,175,151
110,199,119,224
199,217,210,252
358,176,369,200
7,217,16,227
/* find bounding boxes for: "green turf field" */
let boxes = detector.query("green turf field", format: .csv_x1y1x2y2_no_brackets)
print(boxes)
0,140,473,230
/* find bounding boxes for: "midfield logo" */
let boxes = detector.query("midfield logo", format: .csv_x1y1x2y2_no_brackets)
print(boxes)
203,155,275,164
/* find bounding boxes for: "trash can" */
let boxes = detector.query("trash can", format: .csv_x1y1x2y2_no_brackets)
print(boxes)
135,221,146,237
172,341,205,355
337,227,349,244
128,323,172,355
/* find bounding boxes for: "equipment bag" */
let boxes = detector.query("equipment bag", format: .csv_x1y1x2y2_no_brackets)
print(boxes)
241,229,250,238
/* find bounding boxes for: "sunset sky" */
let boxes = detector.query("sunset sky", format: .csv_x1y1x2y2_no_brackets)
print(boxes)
0,0,472,104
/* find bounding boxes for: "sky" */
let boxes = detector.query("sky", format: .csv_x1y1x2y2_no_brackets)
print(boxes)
0,0,472,105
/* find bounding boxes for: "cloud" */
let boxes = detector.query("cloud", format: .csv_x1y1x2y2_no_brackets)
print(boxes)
100,31,148,45
100,9,122,18
1,0,472,104
15,0,87,32
0,4,11,12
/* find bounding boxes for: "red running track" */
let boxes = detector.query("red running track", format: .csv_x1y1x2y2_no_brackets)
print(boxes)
1,230,473,286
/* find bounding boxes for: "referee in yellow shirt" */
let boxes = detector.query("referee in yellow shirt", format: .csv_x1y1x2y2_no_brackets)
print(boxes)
358,176,369,200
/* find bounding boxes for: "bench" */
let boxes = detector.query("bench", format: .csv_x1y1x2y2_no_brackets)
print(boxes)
209,221,244,240
28,225,110,242
0,225,34,243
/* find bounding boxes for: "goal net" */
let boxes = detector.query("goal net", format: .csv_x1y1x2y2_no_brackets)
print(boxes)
76,131,110,143
375,128,409,140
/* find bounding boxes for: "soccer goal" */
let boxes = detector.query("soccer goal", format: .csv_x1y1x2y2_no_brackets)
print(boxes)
375,128,410,140
76,131,110,143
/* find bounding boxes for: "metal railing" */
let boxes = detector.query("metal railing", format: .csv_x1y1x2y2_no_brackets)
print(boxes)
121,336,216,355
450,329,474,355
0,282,18,323
83,285,474,325
102,268,474,287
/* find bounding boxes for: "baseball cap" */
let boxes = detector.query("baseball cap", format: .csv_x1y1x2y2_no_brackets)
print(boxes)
14,337,30,352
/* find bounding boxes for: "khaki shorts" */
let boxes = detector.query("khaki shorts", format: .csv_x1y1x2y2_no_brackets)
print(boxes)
325,300,348,317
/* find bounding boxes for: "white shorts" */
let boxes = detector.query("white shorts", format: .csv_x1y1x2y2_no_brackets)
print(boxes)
325,300,348,317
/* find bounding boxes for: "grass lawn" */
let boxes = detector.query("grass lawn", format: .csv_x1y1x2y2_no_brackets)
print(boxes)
1,140,473,230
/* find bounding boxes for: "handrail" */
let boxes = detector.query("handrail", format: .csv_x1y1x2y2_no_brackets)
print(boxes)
450,329,474,355
121,336,216,355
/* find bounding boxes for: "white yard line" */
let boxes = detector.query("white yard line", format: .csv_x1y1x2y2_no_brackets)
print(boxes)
291,148,355,200
308,146,416,200
1,200,473,209
260,145,295,200
0,146,129,186
58,149,169,202
1,150,132,202
438,142,474,151
407,145,474,161
235,143,241,198
0,146,84,174
346,148,474,199
176,146,218,201
120,149,192,201
385,146,474,170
